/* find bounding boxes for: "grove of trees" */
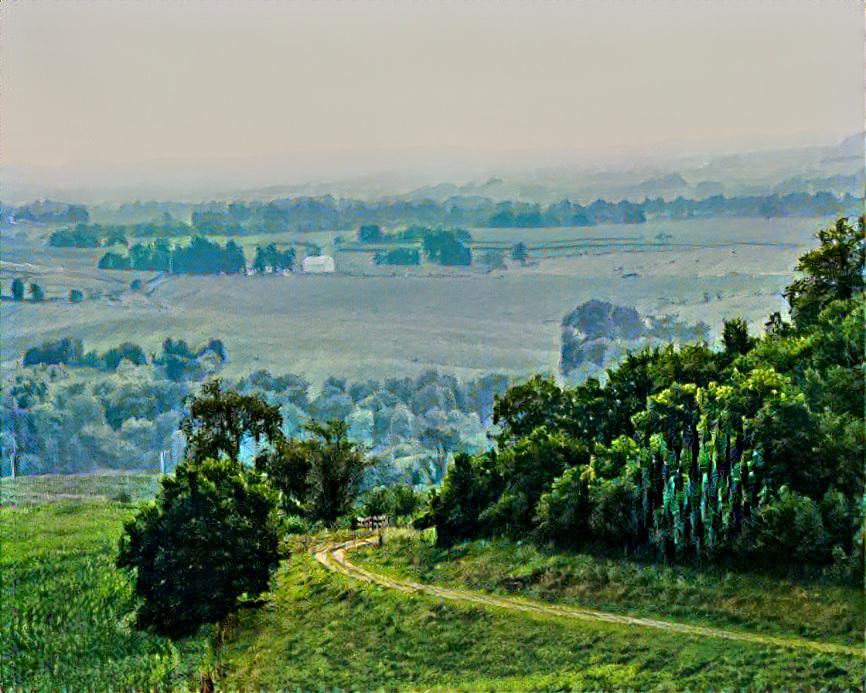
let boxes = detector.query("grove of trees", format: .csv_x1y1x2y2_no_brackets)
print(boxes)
560,300,710,378
424,217,865,581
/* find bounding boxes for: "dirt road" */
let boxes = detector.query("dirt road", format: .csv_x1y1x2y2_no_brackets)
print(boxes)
314,536,863,658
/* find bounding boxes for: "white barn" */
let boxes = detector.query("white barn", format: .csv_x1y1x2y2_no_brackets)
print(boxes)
302,255,335,273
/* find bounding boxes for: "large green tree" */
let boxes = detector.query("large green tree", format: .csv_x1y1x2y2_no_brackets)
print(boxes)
181,379,283,462
256,419,373,524
785,216,864,328
117,457,280,639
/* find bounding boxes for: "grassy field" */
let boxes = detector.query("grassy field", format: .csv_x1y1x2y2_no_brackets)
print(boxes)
1,217,824,384
353,533,865,649
0,501,206,691
3,493,862,691
221,547,863,691
0,472,160,506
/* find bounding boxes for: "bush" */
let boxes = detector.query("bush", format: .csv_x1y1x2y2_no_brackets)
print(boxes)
362,484,426,521
117,457,280,639
754,487,829,564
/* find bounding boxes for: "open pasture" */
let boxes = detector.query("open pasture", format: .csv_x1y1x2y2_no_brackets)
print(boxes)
1,217,825,384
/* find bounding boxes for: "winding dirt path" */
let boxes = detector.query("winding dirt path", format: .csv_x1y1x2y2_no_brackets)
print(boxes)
314,536,863,658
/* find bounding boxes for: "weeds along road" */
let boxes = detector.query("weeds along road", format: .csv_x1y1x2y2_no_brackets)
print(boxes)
314,535,863,659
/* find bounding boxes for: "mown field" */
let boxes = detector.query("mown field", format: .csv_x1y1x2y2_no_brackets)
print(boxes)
1,217,823,384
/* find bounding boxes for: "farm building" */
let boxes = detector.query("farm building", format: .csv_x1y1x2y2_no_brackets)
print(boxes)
302,255,335,273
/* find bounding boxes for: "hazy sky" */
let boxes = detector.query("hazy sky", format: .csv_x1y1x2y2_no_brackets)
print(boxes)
1,0,862,187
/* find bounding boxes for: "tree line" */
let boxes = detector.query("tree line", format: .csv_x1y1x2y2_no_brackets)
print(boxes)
356,225,473,266
98,237,247,274
2,341,509,480
18,191,862,244
182,191,863,231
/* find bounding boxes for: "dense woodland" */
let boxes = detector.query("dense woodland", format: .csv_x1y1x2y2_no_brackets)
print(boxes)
424,216,864,578
1,339,509,482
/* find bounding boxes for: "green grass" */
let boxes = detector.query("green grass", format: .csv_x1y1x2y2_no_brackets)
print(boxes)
221,548,863,691
0,472,160,506
1,500,206,691
3,500,862,690
354,533,865,649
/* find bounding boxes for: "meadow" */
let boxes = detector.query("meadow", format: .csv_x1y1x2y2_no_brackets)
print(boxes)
3,480,862,691
1,217,822,385
220,545,863,690
0,499,207,691
0,472,160,506
353,533,865,649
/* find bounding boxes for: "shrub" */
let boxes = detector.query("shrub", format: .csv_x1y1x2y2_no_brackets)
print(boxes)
117,457,280,639
534,466,590,547
754,487,828,564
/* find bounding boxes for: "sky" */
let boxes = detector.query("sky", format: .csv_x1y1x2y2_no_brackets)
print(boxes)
1,0,863,194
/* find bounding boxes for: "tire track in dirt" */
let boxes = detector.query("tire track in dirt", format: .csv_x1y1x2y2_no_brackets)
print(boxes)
314,536,863,658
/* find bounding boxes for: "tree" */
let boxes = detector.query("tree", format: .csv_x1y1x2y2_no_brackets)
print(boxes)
534,465,590,546
422,230,472,266
256,419,373,524
358,224,384,243
483,428,589,536
69,289,84,303
419,425,462,484
511,242,529,264
11,278,25,301
785,216,864,328
295,420,372,524
423,451,502,547
181,379,284,462
492,375,569,446
28,282,44,303
721,318,754,357
117,457,280,640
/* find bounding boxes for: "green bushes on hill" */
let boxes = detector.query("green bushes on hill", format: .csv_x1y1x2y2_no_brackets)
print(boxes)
424,217,865,579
